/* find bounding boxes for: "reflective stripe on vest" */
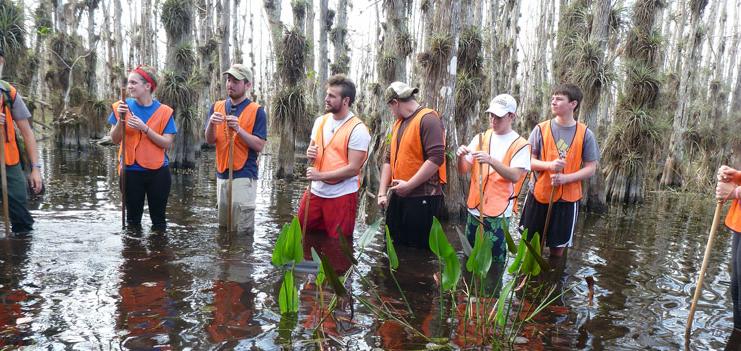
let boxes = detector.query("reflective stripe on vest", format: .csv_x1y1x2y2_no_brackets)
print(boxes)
0,84,19,166
466,129,529,217
533,120,587,203
214,100,260,173
313,114,366,185
727,199,741,232
389,108,447,184
113,101,173,170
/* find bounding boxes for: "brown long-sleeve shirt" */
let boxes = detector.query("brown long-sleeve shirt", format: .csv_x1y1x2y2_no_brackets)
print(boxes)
384,106,445,197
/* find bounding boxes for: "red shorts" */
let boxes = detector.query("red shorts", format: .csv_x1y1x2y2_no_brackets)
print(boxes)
297,191,358,238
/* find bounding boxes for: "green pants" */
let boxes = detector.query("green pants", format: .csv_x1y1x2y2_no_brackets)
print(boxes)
0,164,33,232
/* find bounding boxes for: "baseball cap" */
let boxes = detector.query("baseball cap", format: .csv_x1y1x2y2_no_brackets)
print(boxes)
384,81,419,103
223,64,252,82
485,94,517,117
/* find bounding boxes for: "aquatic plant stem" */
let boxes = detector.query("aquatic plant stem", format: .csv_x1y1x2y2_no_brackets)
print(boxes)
390,266,413,314
0,99,8,237
685,200,725,343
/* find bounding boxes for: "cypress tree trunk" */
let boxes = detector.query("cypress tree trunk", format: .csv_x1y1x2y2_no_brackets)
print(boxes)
660,0,709,188
330,0,349,75
159,0,201,168
232,0,242,63
316,0,330,103
418,0,462,219
218,0,231,96
603,0,665,203
274,3,308,179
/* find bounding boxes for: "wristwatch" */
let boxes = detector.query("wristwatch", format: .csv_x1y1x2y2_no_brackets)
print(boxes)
32,163,42,169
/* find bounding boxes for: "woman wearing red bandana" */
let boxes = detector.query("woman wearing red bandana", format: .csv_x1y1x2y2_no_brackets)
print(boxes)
108,65,177,232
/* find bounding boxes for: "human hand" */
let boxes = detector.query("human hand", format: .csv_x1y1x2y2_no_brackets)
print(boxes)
126,115,147,131
226,115,240,132
717,181,738,200
307,144,318,160
29,168,42,194
551,158,566,172
471,151,492,165
306,167,324,181
117,101,129,120
377,193,388,209
551,173,571,186
390,179,411,197
456,145,470,157
718,165,739,183
209,112,225,125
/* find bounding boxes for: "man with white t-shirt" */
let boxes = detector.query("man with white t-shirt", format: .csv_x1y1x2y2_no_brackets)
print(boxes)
456,94,531,275
299,74,370,243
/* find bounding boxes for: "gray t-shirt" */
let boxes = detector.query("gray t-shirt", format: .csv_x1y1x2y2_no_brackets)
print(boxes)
528,120,599,162
2,90,32,121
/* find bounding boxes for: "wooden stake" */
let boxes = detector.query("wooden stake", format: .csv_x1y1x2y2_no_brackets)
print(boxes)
0,96,10,236
685,201,725,343
226,105,237,233
120,86,127,228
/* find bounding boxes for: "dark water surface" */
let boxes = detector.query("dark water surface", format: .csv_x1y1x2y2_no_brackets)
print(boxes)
0,143,738,350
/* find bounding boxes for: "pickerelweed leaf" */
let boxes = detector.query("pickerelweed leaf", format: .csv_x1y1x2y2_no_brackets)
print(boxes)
278,270,298,314
385,225,399,270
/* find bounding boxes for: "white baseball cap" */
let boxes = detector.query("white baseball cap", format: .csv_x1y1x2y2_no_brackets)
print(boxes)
485,94,517,117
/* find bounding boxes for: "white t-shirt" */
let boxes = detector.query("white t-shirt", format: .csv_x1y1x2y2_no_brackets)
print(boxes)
465,130,531,218
309,112,371,198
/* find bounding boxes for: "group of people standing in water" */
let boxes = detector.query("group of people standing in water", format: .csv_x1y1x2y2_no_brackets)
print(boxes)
0,52,739,334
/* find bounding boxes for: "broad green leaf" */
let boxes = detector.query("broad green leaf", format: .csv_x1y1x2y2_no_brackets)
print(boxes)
428,217,461,292
358,218,383,252
507,229,528,274
310,247,325,287
272,223,290,266
466,225,492,278
502,222,517,254
495,279,515,326
385,225,399,270
319,252,347,297
287,217,304,264
441,251,461,292
429,217,455,259
522,232,551,275
278,270,299,314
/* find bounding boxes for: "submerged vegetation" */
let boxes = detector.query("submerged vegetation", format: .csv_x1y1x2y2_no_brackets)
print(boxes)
269,214,571,349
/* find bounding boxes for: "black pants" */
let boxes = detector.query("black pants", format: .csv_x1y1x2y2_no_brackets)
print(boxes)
732,231,741,329
0,164,34,232
124,167,171,230
385,193,443,249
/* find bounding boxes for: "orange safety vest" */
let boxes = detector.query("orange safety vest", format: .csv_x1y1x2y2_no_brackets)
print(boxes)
389,108,447,185
0,83,20,166
214,100,260,173
466,129,529,217
727,199,741,233
533,120,587,203
313,114,367,184
113,101,173,170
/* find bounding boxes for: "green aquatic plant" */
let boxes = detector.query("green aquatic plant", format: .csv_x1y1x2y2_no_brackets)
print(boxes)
271,216,304,314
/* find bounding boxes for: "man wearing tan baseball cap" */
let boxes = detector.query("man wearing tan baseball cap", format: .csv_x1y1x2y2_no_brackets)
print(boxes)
204,64,267,234
378,81,447,250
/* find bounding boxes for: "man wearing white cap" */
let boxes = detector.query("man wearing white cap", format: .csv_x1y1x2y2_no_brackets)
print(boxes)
457,94,530,285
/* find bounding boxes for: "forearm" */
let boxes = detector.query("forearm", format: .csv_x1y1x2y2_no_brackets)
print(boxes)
379,163,391,194
530,157,551,172
405,160,440,190
565,161,597,183
457,156,471,174
319,165,361,181
490,161,526,183
110,123,124,144
205,123,217,144
144,129,174,149
237,129,266,153
18,126,39,165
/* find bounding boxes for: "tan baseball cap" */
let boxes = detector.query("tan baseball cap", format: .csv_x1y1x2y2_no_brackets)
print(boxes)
223,64,252,82
384,81,419,103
